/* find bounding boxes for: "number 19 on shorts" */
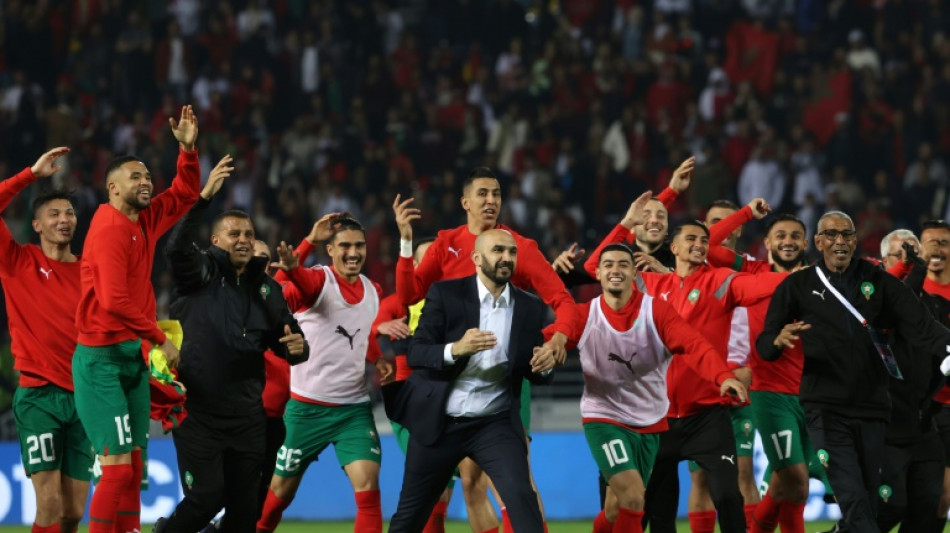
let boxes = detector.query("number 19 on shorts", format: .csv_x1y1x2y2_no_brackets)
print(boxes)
115,415,132,446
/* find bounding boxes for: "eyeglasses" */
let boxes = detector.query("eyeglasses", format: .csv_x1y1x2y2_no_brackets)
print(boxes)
818,229,857,240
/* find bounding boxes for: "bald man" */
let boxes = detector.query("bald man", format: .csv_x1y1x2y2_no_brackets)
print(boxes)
388,229,556,533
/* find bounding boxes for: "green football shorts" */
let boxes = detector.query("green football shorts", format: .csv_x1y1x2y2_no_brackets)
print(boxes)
584,421,659,482
72,340,150,456
275,400,381,477
14,384,94,480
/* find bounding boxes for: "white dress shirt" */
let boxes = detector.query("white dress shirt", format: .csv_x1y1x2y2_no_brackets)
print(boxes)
443,277,514,417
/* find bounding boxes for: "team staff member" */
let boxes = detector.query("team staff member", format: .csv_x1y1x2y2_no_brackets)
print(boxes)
393,167,576,533
157,159,308,533
875,231,946,533
0,148,92,533
705,204,830,533
552,243,746,533
757,211,950,533
257,214,393,533
73,105,200,533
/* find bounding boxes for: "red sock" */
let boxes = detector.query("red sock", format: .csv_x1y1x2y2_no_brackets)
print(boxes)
750,493,780,533
687,510,716,533
744,503,758,532
354,490,382,533
501,507,512,533
592,510,613,533
256,489,292,533
776,501,805,533
89,464,133,533
114,450,143,533
615,508,644,533
423,501,448,533
542,522,548,533
32,524,61,533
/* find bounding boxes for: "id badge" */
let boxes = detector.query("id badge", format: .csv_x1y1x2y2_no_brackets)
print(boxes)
866,327,904,380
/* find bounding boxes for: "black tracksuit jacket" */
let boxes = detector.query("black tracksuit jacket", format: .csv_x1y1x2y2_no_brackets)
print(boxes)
756,259,950,421
165,198,309,417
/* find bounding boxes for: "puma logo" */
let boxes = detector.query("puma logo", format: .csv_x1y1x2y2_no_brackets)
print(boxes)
812,289,826,301
38,267,53,280
608,352,637,375
447,246,461,258
335,325,361,349
660,290,671,301
721,454,736,465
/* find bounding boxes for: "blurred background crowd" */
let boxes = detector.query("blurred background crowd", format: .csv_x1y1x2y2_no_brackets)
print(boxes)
0,0,949,417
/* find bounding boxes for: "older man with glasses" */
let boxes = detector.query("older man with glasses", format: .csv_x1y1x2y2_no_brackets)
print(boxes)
757,211,950,533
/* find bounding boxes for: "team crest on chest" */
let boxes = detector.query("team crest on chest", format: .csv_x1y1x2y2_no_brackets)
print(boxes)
687,289,701,304
260,284,271,299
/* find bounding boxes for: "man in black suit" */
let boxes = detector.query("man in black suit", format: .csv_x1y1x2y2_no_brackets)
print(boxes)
388,229,557,533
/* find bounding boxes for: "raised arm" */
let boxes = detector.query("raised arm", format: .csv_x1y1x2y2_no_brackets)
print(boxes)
164,156,234,294
0,147,71,276
726,271,787,307
584,191,654,277
144,106,202,238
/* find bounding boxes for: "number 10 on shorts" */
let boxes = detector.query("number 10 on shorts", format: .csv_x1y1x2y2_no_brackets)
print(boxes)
115,415,132,446
601,439,630,468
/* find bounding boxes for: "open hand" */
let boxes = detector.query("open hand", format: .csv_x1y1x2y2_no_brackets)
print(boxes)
552,243,585,273
274,241,299,271
378,317,411,339
452,328,497,358
169,105,198,150
669,156,696,194
200,155,234,200
393,194,421,241
773,322,811,350
31,147,70,178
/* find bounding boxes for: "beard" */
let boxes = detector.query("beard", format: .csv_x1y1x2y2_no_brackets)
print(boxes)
771,248,805,270
123,190,150,211
481,258,513,284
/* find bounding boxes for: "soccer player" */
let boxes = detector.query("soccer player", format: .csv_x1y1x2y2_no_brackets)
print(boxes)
686,199,760,529
552,157,696,284
0,147,91,533
72,106,200,533
583,192,786,533
757,211,950,532
703,200,827,533
393,167,577,533
257,214,393,533
552,242,747,533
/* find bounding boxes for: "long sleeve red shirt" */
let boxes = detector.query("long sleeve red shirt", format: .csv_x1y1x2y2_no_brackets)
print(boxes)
637,265,785,417
76,148,201,347
395,223,580,336
0,168,80,390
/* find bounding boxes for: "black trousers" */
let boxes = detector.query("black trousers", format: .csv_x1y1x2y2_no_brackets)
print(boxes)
804,407,884,533
643,405,745,533
166,409,266,533
257,416,287,516
932,402,950,467
877,432,947,533
389,412,543,533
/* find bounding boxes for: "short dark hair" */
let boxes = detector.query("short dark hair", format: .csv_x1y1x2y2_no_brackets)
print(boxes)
670,221,710,240
105,155,143,182
462,166,499,192
32,188,74,219
212,209,252,233
599,243,635,263
329,213,365,243
707,199,740,211
921,220,950,232
765,213,807,234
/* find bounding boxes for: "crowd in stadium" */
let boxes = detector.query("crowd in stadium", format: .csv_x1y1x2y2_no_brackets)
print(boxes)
3,1,950,533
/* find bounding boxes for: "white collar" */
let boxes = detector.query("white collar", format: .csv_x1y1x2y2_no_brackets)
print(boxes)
476,275,511,309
